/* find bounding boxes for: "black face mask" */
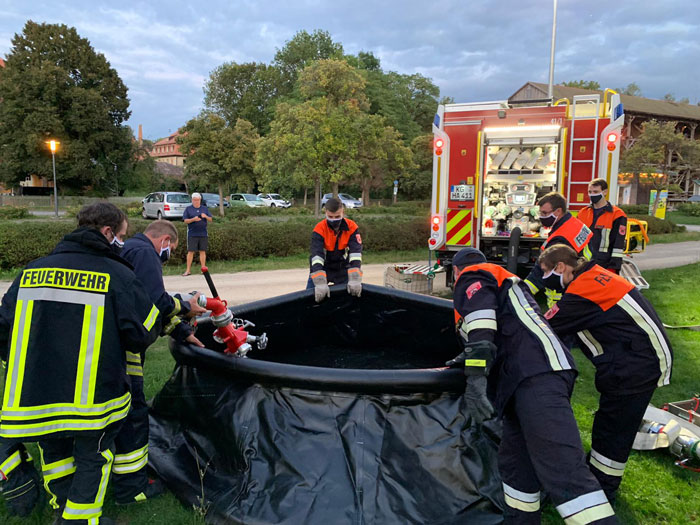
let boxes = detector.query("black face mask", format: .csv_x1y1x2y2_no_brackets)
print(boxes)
327,218,342,228
540,214,557,227
542,268,565,292
590,193,603,204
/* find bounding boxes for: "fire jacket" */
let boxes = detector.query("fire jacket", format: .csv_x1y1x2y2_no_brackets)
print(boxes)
121,233,193,345
544,262,672,394
577,203,627,272
0,228,161,440
524,212,593,295
453,263,577,413
309,218,362,284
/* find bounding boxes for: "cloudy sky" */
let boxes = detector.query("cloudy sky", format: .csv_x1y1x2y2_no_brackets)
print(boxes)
1,1,698,140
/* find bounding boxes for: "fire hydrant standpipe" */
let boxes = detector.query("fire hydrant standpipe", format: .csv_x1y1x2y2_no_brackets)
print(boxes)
198,266,267,357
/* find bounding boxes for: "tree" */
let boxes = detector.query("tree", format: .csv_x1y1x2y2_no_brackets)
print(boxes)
178,114,259,216
615,82,642,97
273,29,344,95
352,113,414,205
203,62,282,135
0,21,132,194
620,120,688,215
562,80,601,90
400,134,433,199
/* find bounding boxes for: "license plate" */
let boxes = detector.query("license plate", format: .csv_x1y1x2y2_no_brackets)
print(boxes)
450,184,475,201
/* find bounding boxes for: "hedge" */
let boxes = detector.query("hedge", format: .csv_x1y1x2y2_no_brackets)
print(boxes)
676,203,700,217
619,204,650,215
628,215,684,234
0,217,429,270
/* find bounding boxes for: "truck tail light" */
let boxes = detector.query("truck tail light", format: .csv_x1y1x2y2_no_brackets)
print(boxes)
606,131,618,143
606,131,619,151
434,137,444,156
431,216,441,231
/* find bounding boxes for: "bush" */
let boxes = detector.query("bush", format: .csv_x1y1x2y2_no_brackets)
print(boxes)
676,203,700,217
0,217,430,270
0,206,30,219
619,204,649,215
628,215,684,234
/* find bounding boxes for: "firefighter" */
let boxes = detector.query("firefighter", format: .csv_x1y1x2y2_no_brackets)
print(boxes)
539,244,673,503
112,220,206,505
309,197,362,303
0,203,161,525
447,247,616,524
0,441,42,517
524,192,592,306
577,178,627,273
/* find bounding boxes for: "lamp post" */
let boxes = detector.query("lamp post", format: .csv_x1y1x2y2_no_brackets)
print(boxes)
46,140,60,218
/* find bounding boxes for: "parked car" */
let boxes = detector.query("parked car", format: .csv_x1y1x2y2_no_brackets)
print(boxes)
229,193,266,208
141,192,191,219
321,193,363,209
258,193,291,208
201,192,230,208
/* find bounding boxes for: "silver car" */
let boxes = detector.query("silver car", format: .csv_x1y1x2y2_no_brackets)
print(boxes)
258,193,291,208
321,193,363,209
229,193,266,208
141,192,191,219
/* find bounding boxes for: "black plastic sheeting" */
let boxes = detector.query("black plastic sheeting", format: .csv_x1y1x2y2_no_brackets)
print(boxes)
149,284,504,524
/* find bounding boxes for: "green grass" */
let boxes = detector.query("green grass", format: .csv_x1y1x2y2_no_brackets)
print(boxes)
667,211,700,225
2,263,700,524
649,231,700,244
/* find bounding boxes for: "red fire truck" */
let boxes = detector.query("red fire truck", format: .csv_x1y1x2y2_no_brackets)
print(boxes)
429,89,646,285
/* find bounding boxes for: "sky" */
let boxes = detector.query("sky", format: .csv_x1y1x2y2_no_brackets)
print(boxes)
1,0,699,140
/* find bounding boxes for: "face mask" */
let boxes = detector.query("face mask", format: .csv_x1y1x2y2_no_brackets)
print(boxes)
539,213,557,227
159,241,171,264
589,193,603,204
542,268,565,292
327,218,342,227
110,230,124,250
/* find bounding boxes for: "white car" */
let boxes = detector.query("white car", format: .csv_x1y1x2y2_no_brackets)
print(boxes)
258,193,291,208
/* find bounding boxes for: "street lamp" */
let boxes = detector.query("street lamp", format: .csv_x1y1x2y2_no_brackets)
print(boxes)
46,140,60,218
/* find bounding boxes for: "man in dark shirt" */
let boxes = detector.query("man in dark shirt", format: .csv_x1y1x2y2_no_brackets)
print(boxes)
182,192,212,276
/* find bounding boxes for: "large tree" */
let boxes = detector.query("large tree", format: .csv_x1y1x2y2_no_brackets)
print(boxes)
562,80,601,90
203,62,282,135
178,114,259,216
273,29,344,96
0,21,132,194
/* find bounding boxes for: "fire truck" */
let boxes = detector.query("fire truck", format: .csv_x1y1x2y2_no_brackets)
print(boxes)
429,89,648,287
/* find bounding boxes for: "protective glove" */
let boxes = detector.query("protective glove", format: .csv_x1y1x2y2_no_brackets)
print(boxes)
2,461,43,517
347,269,362,298
445,340,496,376
464,375,495,425
312,273,330,303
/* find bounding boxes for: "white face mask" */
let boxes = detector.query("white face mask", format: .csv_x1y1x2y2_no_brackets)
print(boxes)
110,230,124,249
159,240,171,263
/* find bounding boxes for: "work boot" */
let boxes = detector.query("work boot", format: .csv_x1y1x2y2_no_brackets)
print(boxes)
52,516,115,525
116,478,165,505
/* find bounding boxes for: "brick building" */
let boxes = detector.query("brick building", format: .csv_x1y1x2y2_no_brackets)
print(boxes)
151,131,185,166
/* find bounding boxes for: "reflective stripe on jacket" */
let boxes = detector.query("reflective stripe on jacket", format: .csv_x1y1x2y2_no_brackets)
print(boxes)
309,218,362,283
578,204,627,271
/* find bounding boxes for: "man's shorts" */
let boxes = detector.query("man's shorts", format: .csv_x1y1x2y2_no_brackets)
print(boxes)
187,236,208,252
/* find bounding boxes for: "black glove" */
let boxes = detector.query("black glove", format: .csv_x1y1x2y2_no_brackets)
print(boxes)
445,340,496,376
464,375,495,425
2,461,43,517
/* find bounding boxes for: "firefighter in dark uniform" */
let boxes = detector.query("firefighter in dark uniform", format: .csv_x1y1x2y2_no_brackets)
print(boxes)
447,247,616,524
0,441,42,517
309,197,362,303
577,179,627,274
0,203,161,525
539,244,672,503
524,192,593,307
112,220,206,505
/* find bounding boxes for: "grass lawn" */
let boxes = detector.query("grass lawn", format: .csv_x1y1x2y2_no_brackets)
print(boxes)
2,264,700,523
649,231,700,244
667,211,700,225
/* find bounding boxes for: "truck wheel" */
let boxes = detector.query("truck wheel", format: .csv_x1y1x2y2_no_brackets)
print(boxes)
507,227,521,274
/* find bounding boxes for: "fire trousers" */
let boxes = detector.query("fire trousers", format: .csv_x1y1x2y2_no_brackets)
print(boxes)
111,354,150,503
38,422,121,524
498,372,617,524
588,388,655,500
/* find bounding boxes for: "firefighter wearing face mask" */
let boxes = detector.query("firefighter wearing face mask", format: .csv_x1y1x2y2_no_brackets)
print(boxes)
446,248,616,525
577,179,627,274
539,244,673,504
309,197,363,303
113,220,206,505
524,192,592,306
